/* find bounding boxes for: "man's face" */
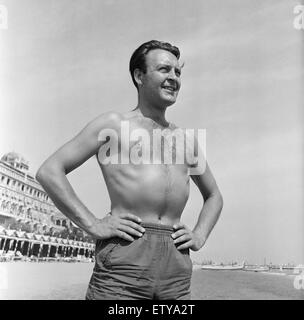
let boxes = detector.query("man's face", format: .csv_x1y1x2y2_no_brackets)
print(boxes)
139,49,181,108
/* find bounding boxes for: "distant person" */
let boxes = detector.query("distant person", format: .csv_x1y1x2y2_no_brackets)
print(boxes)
36,40,223,300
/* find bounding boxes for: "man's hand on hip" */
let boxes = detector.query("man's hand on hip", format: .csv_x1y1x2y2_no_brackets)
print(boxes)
89,213,145,242
171,222,205,251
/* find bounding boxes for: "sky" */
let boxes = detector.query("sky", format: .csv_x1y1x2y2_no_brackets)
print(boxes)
0,0,303,265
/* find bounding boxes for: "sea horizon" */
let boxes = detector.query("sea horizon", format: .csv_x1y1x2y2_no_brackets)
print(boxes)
1,261,303,300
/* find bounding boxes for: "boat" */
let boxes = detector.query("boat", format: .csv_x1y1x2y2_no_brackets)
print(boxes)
281,264,304,271
243,265,270,272
294,265,304,271
282,266,295,270
201,261,245,270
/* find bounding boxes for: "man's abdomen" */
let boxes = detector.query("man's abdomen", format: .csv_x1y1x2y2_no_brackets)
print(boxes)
102,164,190,223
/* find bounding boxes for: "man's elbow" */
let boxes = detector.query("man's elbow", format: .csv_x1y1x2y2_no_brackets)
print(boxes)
35,165,49,185
36,161,60,185
218,192,224,211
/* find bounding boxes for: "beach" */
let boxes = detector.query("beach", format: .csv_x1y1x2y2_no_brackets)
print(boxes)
1,262,303,300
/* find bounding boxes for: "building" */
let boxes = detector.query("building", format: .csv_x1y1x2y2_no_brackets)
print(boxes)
0,152,95,261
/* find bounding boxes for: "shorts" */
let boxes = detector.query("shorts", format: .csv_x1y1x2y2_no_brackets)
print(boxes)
85,222,192,300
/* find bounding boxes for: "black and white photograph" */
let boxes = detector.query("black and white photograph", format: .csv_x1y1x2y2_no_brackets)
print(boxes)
0,0,303,301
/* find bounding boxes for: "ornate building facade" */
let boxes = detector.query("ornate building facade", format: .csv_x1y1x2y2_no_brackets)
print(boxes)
0,152,95,261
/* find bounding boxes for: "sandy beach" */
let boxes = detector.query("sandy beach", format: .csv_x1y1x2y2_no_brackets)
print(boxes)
0,262,303,300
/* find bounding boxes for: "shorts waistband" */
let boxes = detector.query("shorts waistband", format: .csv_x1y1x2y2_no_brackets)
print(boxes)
141,222,174,235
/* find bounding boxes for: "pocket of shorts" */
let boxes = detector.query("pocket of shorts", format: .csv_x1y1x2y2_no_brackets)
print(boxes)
106,236,147,267
183,248,193,270
175,247,193,273
95,238,120,266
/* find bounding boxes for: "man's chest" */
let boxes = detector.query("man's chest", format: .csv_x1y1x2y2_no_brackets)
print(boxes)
119,120,189,165
98,119,197,167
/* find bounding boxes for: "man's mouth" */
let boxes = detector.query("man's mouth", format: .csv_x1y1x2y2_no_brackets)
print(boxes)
162,85,177,92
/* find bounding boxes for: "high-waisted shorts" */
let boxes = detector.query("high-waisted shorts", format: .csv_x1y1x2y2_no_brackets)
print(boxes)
85,222,192,300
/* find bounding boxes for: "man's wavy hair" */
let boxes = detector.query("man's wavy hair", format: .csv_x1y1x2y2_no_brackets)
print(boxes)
129,40,180,90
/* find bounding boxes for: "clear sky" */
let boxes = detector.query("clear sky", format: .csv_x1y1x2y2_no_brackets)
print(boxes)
0,0,303,265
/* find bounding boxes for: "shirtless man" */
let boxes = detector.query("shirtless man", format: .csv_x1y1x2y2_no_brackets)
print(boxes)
36,40,223,300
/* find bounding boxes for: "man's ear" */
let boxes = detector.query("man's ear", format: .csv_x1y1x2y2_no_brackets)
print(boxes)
134,68,143,87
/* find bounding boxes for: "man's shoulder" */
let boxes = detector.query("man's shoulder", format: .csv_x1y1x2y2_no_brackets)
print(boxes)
94,111,124,124
90,111,125,131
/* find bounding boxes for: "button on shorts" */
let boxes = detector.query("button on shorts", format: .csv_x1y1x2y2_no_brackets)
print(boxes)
85,222,192,300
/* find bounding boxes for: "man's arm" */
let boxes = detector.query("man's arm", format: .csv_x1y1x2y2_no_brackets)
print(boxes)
190,164,223,247
172,163,223,251
36,112,144,241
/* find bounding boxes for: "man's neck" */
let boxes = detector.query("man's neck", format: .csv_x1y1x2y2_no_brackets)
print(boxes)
135,100,169,127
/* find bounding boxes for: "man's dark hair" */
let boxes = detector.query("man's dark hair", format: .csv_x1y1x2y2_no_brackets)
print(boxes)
129,40,180,89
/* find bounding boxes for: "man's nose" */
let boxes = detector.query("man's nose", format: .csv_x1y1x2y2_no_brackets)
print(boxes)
167,69,178,80
167,70,180,87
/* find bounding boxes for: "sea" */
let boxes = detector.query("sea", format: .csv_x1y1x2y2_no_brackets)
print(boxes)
0,262,303,300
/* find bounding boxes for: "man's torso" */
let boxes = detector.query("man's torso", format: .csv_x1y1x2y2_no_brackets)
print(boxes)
96,110,195,225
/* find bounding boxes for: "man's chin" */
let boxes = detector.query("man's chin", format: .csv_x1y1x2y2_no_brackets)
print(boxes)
160,95,177,107
156,99,176,109
164,100,176,107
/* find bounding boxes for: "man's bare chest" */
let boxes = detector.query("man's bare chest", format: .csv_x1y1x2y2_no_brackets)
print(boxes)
97,117,197,167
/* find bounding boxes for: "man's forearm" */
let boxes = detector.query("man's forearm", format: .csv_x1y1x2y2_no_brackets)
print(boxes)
193,192,223,246
36,167,97,235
